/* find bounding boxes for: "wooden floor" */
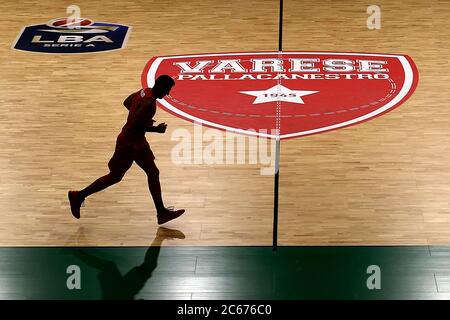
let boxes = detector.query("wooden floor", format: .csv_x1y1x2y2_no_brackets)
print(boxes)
0,0,449,246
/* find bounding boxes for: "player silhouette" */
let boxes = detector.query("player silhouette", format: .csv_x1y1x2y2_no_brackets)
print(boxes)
68,75,185,225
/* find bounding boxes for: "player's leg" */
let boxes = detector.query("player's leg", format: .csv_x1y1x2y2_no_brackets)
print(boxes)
135,147,185,224
77,172,123,199
69,147,132,219
135,149,164,211
69,172,124,219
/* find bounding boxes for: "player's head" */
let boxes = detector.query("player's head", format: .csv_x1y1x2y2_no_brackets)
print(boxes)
152,75,175,99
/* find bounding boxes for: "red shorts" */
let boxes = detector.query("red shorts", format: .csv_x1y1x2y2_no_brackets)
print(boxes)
108,137,155,175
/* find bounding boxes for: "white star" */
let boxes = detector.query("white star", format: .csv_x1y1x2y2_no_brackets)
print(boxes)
240,84,319,105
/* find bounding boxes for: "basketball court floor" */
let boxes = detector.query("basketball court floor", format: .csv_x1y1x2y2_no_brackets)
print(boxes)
1,0,450,299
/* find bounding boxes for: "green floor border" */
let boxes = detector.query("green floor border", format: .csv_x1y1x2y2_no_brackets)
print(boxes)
1,246,450,299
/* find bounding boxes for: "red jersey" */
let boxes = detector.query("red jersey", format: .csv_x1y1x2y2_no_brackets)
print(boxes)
118,88,156,148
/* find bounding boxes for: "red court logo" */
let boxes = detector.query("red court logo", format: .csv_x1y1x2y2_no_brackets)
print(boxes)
141,52,418,139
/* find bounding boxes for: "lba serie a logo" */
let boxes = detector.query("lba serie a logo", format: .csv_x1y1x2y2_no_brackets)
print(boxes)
12,17,131,54
142,52,418,139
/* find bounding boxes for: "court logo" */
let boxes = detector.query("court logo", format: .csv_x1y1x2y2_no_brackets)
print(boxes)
12,17,131,54
142,52,418,139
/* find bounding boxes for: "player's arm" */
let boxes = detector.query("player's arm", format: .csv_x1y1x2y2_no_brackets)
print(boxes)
145,122,167,133
134,96,154,122
133,97,166,133
134,97,167,133
145,120,157,132
123,91,137,110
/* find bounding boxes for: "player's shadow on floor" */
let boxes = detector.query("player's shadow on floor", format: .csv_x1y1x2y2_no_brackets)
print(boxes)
74,227,185,300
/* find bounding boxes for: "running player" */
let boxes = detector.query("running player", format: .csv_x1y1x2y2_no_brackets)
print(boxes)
68,75,185,225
